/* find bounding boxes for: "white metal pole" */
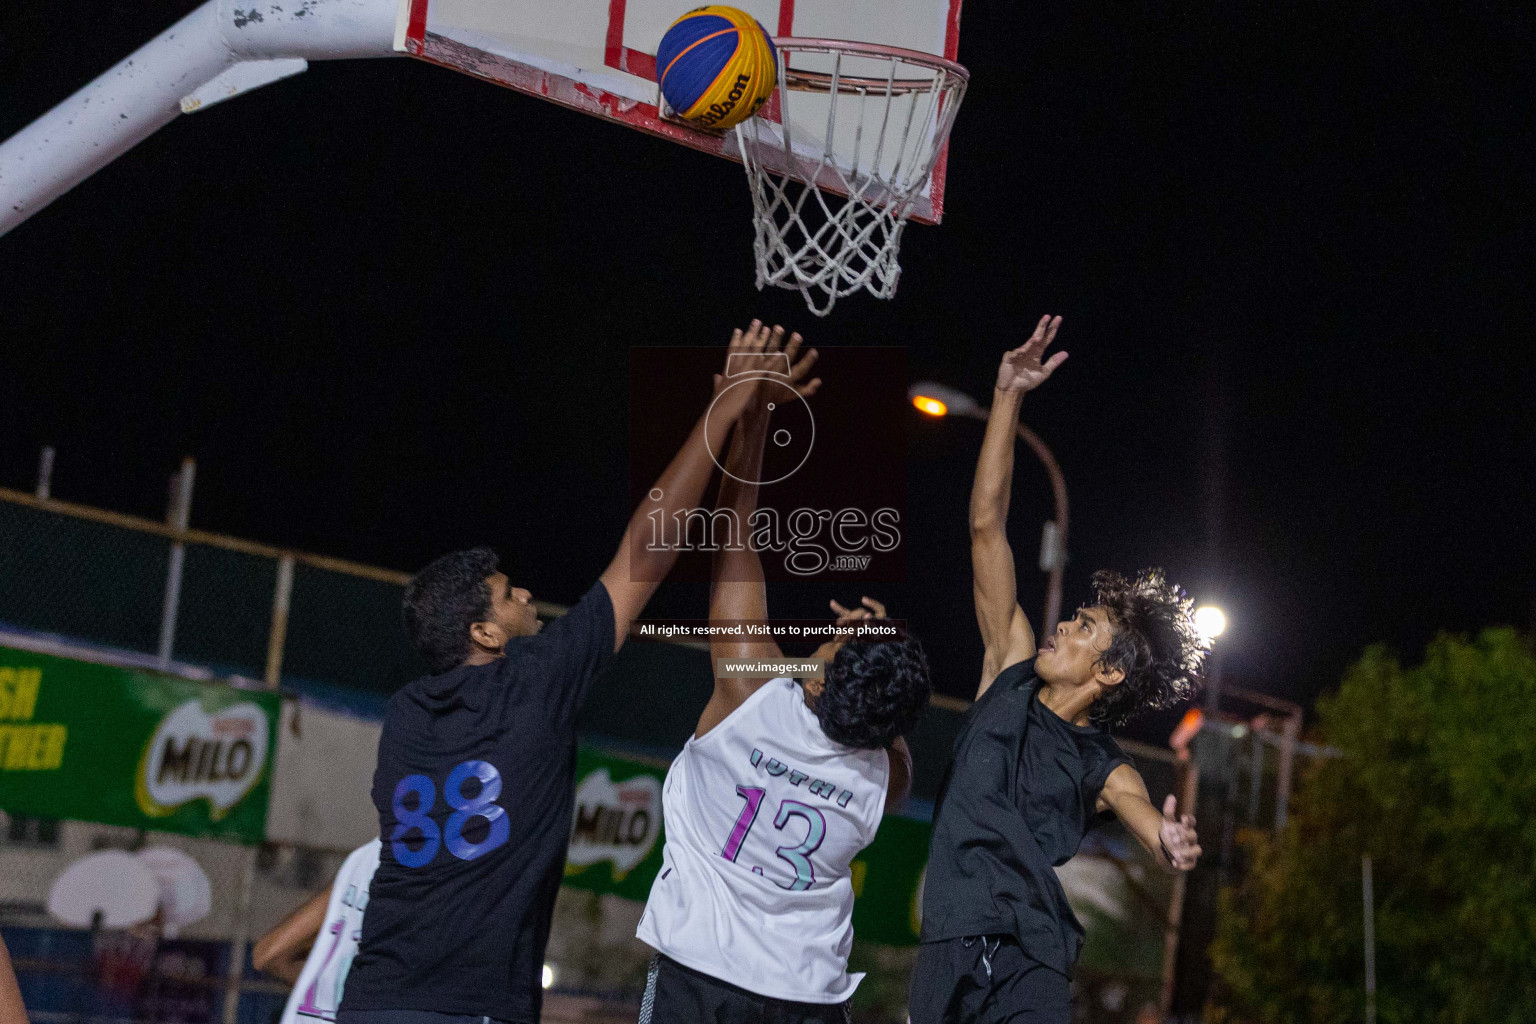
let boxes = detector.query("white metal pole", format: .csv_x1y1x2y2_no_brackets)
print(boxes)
264,554,296,687
0,0,399,238
222,845,260,1024
1247,722,1265,821
1275,710,1301,829
157,457,196,668
35,446,55,499
226,556,294,1024
1362,854,1377,1024
1158,757,1201,1016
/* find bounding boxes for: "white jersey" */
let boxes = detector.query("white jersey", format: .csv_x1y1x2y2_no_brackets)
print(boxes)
637,677,890,1004
279,840,381,1024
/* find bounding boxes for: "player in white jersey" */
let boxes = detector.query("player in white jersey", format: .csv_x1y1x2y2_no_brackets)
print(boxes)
254,840,381,1024
637,328,932,1023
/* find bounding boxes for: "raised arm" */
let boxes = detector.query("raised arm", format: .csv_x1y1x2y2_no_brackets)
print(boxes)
696,328,820,736
1096,763,1202,873
972,315,1067,696
599,322,788,652
252,886,329,986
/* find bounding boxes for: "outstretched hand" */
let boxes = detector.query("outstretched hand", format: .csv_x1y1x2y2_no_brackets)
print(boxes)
995,315,1067,393
712,321,821,422
1158,794,1202,871
830,596,887,625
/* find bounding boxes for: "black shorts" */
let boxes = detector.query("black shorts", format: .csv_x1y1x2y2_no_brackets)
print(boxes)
907,936,1071,1024
637,953,851,1024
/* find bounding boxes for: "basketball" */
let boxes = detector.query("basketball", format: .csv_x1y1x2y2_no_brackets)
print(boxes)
657,6,778,131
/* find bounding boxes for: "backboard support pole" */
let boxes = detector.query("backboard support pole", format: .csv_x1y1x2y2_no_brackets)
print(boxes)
0,0,400,239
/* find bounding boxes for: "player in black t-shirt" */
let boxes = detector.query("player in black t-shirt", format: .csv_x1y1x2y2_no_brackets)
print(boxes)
339,322,811,1024
910,317,1208,1024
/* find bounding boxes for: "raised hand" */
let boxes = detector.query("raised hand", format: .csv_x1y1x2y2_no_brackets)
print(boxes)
830,596,887,625
1158,794,1202,871
995,315,1067,393
712,322,822,421
773,327,821,400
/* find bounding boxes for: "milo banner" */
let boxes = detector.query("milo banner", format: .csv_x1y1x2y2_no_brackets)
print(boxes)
563,747,668,902
562,746,930,946
0,645,279,845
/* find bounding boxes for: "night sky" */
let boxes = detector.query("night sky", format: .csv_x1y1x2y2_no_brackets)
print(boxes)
3,2,1531,744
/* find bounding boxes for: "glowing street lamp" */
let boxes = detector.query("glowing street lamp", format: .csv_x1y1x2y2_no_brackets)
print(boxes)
909,381,983,420
1194,605,1227,642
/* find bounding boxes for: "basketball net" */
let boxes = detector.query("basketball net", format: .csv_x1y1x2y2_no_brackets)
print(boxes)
735,40,968,316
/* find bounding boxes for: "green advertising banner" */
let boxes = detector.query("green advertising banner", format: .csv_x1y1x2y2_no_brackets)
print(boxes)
561,746,931,945
0,645,279,844
563,747,669,902
849,813,930,946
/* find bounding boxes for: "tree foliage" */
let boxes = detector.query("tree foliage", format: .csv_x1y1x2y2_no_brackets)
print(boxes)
1208,629,1536,1023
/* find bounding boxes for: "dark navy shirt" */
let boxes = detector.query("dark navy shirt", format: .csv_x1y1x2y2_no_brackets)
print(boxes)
920,658,1130,976
342,582,615,1023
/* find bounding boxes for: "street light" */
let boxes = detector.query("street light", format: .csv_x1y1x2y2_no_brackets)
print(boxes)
909,381,982,419
1196,604,1228,711
1194,605,1227,642
909,381,1069,633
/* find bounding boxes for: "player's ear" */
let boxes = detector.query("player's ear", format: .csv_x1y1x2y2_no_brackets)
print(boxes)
470,619,505,652
1094,661,1125,689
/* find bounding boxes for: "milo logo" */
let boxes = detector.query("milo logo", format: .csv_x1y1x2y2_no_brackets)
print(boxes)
567,768,661,877
135,700,270,821
695,73,754,128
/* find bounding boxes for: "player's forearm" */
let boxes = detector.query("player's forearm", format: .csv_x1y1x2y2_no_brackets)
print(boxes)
715,408,769,560
1114,793,1177,872
709,409,769,624
627,406,736,581
969,388,1022,533
252,888,327,982
259,950,307,986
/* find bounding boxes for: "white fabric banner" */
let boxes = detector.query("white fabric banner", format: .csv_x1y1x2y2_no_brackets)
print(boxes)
265,699,381,850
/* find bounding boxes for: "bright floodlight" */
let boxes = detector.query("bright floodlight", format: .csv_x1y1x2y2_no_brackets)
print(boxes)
1194,605,1227,641
541,964,556,990
908,381,982,419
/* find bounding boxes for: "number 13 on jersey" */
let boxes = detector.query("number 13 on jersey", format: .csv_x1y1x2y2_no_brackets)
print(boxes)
721,785,827,891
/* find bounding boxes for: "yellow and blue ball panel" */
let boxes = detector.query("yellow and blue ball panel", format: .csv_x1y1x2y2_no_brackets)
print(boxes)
657,6,778,131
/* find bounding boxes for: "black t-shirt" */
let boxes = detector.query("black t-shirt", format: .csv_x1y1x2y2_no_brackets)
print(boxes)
341,581,615,1023
920,658,1130,976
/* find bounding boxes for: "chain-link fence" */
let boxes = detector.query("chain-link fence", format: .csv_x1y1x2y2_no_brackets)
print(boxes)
0,487,429,696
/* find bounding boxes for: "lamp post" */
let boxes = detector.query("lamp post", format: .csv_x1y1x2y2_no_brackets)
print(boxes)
1195,603,1227,712
909,382,1069,633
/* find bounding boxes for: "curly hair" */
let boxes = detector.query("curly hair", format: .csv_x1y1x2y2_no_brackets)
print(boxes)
402,547,500,675
815,626,933,749
1088,569,1207,728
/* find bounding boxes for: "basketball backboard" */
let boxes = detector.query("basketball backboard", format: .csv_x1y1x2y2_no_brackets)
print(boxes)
393,0,964,224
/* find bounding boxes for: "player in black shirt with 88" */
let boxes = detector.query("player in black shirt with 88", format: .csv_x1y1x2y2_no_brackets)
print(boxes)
910,316,1207,1024
339,323,820,1024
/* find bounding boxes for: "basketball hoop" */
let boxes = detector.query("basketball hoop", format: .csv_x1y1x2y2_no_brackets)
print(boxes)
736,39,968,316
